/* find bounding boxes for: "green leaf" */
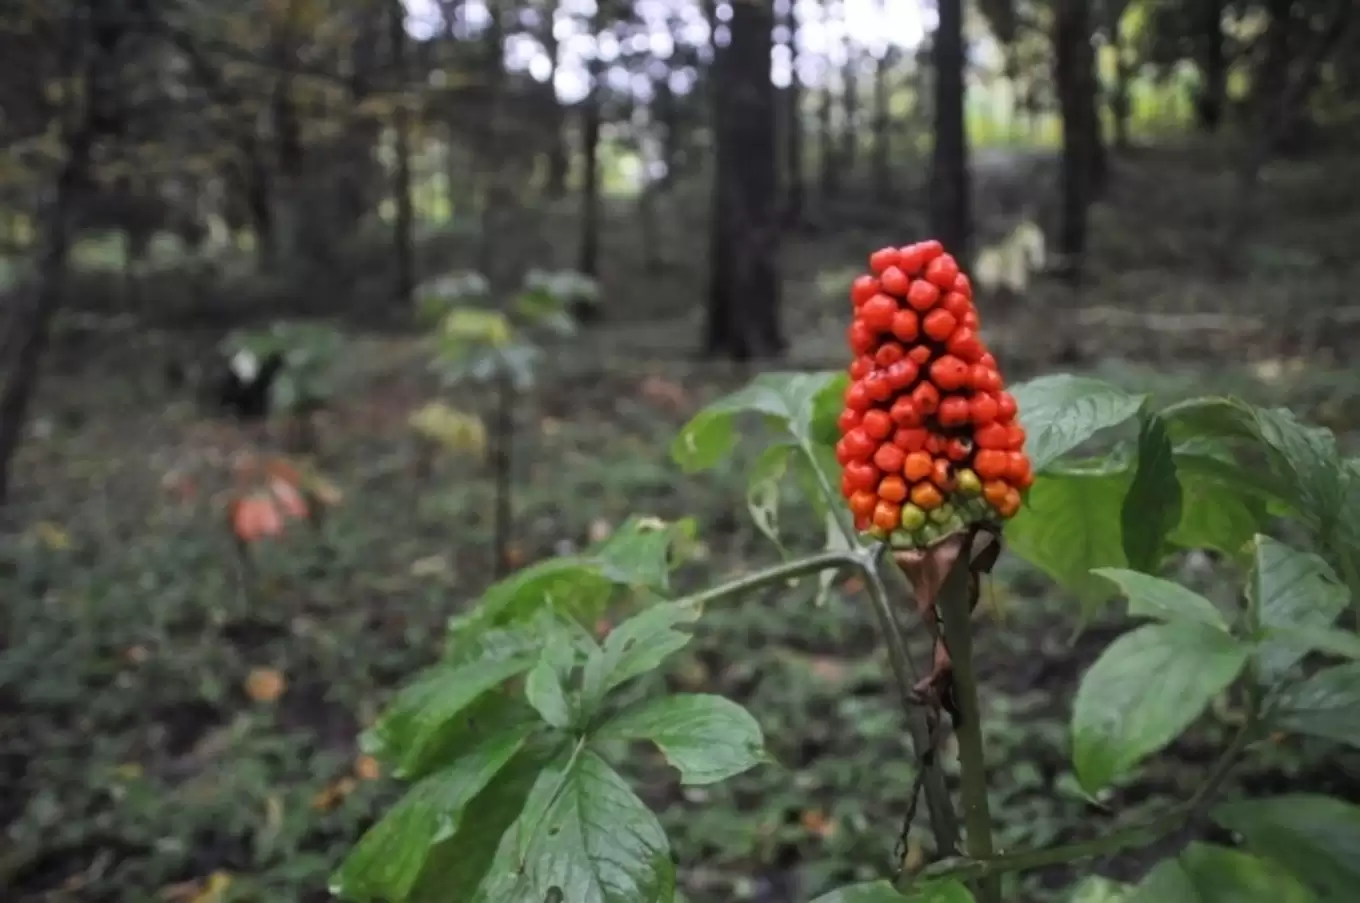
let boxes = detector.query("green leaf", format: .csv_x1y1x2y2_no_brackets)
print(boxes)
1005,469,1131,612
525,660,574,729
1213,795,1360,902
366,656,538,778
596,693,769,785
1262,624,1360,662
1170,470,1266,557
811,372,852,447
479,749,674,903
1129,843,1319,902
580,600,700,714
1072,622,1249,794
747,443,794,553
671,371,840,472
1010,374,1145,472
449,559,612,658
815,508,857,607
1249,537,1348,686
1272,664,1360,749
1120,413,1182,572
331,724,533,902
590,516,693,594
809,879,976,902
1091,568,1227,631
1066,876,1133,902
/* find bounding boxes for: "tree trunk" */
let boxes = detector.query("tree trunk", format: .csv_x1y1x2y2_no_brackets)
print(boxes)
928,0,971,261
703,0,784,359
817,4,839,202
781,0,805,225
1054,0,1094,279
388,0,415,303
839,47,859,179
871,43,892,198
543,0,569,197
1194,0,1226,131
1108,3,1132,148
577,48,603,277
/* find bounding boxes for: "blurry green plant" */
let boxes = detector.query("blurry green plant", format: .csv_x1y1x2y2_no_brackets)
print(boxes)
409,268,599,575
221,321,348,450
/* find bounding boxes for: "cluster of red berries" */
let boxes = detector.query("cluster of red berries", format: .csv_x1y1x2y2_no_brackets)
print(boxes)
835,240,1032,547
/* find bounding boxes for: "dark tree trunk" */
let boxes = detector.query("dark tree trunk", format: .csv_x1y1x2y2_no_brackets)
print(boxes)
1108,3,1131,148
928,0,970,261
475,7,506,284
543,0,569,197
388,0,415,303
781,0,804,224
1054,0,1094,278
703,0,784,359
1194,0,1226,131
871,45,892,197
839,49,858,178
817,35,838,201
577,48,603,277
655,68,678,188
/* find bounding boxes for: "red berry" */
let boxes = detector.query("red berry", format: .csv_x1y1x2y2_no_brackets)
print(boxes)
897,243,930,275
861,294,898,331
947,328,984,362
976,423,1009,451
953,273,972,296
837,409,862,433
849,320,877,354
925,433,947,455
996,392,1018,421
845,428,877,459
1008,451,1031,484
891,309,919,342
911,382,940,415
929,355,969,392
875,342,906,367
917,239,943,260
979,353,997,369
854,514,871,531
873,443,906,474
925,254,959,288
885,359,919,390
869,247,900,273
945,437,972,461
906,280,940,312
969,393,999,426
922,309,958,343
851,275,879,307
893,426,928,452
941,291,973,319
862,409,893,440
863,372,893,402
835,437,853,465
937,395,971,427
841,471,856,497
849,355,874,380
845,381,872,411
971,365,1002,393
907,345,932,365
880,265,910,296
845,460,879,490
890,396,922,426
961,311,979,329
1006,423,1027,451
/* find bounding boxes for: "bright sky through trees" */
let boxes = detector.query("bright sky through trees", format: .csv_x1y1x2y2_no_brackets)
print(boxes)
402,0,933,104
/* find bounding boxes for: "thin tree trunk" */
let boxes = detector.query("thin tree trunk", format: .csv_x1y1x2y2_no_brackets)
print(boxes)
1108,3,1131,148
577,36,603,277
870,43,892,198
928,0,971,261
839,45,859,178
389,0,415,303
782,0,805,224
1054,0,1093,279
1194,0,1226,131
542,0,568,197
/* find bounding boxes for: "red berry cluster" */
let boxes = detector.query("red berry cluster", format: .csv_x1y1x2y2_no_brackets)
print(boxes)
835,240,1032,547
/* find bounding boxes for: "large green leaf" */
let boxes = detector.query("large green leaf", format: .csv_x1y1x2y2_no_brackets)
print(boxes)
671,371,841,471
1129,843,1318,902
596,693,769,785
331,724,533,902
1120,413,1182,572
477,749,674,903
746,443,796,553
1010,374,1146,472
1072,622,1249,793
1249,537,1349,686
590,516,695,594
809,880,976,902
1213,795,1360,902
365,656,539,778
525,659,574,729
1005,468,1131,611
1170,470,1266,557
1272,663,1360,750
1091,569,1228,631
579,600,701,714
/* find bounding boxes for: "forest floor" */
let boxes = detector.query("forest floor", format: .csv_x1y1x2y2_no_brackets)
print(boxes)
5,143,1360,903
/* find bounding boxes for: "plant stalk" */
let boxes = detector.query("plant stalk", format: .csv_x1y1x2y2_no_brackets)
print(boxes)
933,545,1000,902
686,549,861,607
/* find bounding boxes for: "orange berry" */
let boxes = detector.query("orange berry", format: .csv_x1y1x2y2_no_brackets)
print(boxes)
849,489,877,517
925,254,960,288
851,275,880,307
875,341,906,367
863,372,894,402
996,392,1018,421
922,308,958,343
845,461,879,490
849,320,877,354
890,309,919,343
910,481,945,511
885,359,918,390
937,395,970,427
910,382,940,415
878,475,908,503
929,355,969,392
849,355,874,380
903,451,934,483
873,443,906,474
861,294,898,331
973,449,1009,481
844,429,877,459
872,499,902,531
983,480,1009,509
845,381,872,411
893,427,929,453
976,423,1009,451
869,247,901,273
906,279,940,312
890,396,922,426
880,265,910,296
946,328,984,363
862,409,893,440
969,393,998,426
1007,451,1032,484
997,487,1022,519
897,243,930,275
837,409,862,433
931,458,955,491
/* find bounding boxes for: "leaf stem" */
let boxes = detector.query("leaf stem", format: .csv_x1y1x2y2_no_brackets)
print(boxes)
685,549,861,608
933,547,999,902
904,704,1261,888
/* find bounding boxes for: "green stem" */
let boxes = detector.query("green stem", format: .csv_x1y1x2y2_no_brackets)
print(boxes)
904,705,1260,888
933,546,1000,902
686,549,861,608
